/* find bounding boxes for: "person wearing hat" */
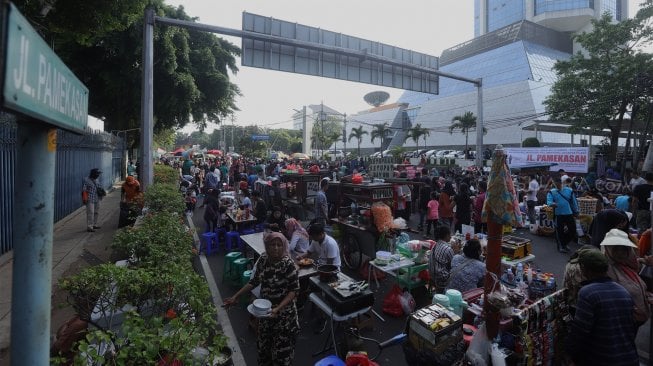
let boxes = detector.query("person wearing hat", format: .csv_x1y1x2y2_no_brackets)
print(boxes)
566,248,639,366
82,168,104,232
587,209,630,248
562,245,600,313
601,228,651,325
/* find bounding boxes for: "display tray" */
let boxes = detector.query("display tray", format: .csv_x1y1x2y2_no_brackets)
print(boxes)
501,235,532,259
327,272,369,298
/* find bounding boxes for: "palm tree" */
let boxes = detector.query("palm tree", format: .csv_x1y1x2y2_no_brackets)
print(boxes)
370,123,392,157
449,111,486,155
348,126,368,157
405,123,430,151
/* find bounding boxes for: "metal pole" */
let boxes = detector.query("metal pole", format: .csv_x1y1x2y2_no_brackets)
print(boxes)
343,113,347,157
11,122,56,365
475,79,484,167
231,116,234,153
140,8,154,189
302,106,309,155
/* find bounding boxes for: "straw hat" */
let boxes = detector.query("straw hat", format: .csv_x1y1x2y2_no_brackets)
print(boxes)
599,228,637,248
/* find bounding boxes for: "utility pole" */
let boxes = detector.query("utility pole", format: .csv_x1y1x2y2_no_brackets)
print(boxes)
230,115,235,153
343,113,347,157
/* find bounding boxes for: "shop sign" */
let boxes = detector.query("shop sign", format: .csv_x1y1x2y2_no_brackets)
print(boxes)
504,147,589,173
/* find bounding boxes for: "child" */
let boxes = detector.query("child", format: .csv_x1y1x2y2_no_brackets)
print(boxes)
185,190,197,214
426,191,440,238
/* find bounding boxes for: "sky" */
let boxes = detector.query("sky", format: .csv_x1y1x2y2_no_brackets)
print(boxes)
169,0,644,133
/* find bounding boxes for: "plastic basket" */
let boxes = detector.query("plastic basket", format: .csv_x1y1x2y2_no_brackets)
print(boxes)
577,197,598,216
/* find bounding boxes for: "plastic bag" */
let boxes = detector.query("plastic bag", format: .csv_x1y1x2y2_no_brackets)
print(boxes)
575,219,584,237
466,323,490,366
399,290,416,314
396,232,410,246
382,284,404,317
393,217,407,229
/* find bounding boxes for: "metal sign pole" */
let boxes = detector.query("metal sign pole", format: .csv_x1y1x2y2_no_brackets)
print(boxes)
476,79,484,168
140,8,154,189
11,122,56,365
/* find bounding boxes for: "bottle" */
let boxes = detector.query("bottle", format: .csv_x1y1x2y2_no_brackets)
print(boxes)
526,265,533,283
516,263,524,283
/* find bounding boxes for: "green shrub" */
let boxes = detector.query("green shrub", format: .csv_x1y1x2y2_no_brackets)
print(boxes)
144,183,185,214
153,164,179,185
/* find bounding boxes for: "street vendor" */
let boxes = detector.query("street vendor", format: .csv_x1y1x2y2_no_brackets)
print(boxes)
301,223,341,268
428,225,460,293
285,218,310,256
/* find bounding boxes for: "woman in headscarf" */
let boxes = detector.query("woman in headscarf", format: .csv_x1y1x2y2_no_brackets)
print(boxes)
438,181,456,231
285,218,310,256
224,232,300,365
452,182,473,233
600,228,651,326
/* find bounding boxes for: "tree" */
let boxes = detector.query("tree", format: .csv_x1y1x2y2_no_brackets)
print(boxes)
348,126,369,157
311,116,342,153
405,123,430,150
370,123,393,156
390,145,407,159
544,6,653,161
522,137,541,147
449,111,486,153
12,1,241,133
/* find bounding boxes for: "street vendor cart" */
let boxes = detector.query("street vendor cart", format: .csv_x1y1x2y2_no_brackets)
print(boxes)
329,182,396,270
279,172,329,219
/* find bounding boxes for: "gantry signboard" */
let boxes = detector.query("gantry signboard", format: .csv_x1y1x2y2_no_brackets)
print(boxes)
242,12,439,94
2,3,88,133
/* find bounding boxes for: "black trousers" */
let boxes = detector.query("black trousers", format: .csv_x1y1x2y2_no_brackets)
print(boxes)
555,214,576,249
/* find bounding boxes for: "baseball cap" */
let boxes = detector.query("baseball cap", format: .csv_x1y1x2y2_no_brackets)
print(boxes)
579,249,609,273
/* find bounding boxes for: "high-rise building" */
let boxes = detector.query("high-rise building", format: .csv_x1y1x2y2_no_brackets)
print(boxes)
344,1,629,154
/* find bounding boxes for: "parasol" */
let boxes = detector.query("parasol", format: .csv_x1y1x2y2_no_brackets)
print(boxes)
480,145,522,339
207,149,222,155
172,147,185,156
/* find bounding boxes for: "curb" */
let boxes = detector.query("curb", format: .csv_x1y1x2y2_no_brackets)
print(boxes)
186,214,246,366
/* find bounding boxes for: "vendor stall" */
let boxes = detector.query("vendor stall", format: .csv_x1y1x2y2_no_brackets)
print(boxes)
279,172,328,219
329,182,397,270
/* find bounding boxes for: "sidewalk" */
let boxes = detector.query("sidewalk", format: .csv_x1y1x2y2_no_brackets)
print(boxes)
0,185,122,365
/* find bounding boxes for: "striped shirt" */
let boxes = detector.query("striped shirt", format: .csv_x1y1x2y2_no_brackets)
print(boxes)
83,177,100,203
566,277,638,366
429,240,454,288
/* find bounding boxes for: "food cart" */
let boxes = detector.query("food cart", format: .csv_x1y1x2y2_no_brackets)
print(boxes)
278,172,329,219
329,182,396,270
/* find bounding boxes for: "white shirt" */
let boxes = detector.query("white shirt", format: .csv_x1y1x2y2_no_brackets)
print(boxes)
630,177,645,190
527,179,539,201
309,234,341,267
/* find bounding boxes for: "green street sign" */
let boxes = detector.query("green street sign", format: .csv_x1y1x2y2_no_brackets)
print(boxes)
2,3,88,133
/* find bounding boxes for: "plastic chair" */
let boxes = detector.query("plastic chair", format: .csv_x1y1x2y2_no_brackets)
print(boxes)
394,263,429,292
214,227,227,251
222,251,242,283
200,232,218,255
225,231,242,252
314,355,345,366
254,223,266,233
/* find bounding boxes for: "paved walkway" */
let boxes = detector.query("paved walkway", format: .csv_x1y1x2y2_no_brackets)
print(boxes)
0,185,122,365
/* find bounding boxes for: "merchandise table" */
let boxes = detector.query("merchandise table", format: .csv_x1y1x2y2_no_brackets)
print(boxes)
367,257,416,290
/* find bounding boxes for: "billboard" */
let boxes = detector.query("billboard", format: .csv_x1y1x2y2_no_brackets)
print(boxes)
504,147,590,173
242,12,439,94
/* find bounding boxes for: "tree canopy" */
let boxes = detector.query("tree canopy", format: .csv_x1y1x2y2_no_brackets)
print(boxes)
544,5,653,160
12,0,241,133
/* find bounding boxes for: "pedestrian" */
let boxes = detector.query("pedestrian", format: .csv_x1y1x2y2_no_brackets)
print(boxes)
425,191,440,238
314,178,329,227
633,172,653,232
428,225,459,294
546,177,579,253
438,181,456,231
82,168,104,232
473,180,487,234
224,232,300,366
452,182,473,234
127,160,136,177
417,168,432,232
565,249,639,366
562,245,598,314
526,174,539,225
119,176,142,228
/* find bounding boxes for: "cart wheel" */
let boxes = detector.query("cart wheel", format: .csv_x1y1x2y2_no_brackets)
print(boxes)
341,235,362,270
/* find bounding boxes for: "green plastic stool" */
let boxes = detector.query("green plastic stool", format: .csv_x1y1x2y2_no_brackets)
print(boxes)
239,270,254,307
230,258,252,285
222,251,242,283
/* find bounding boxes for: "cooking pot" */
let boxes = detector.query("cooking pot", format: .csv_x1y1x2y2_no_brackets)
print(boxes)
317,264,339,282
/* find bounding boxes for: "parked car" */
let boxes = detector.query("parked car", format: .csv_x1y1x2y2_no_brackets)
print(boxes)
443,150,464,158
324,149,345,159
434,150,454,158
424,149,439,158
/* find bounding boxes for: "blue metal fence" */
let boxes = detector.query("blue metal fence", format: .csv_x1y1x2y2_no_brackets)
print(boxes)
0,113,124,256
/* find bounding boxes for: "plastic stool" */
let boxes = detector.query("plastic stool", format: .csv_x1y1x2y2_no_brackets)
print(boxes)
201,232,218,255
314,355,345,366
229,258,252,285
222,251,242,283
241,228,256,236
225,231,242,251
241,270,253,286
214,227,227,251
254,223,265,233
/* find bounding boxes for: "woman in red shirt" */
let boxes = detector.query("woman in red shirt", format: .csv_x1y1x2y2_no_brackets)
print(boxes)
439,181,455,231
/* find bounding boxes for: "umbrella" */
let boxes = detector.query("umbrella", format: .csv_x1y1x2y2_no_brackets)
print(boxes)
291,153,310,160
207,149,222,155
481,145,522,339
172,147,185,156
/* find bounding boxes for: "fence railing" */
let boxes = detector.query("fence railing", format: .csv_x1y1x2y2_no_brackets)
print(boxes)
0,113,124,256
